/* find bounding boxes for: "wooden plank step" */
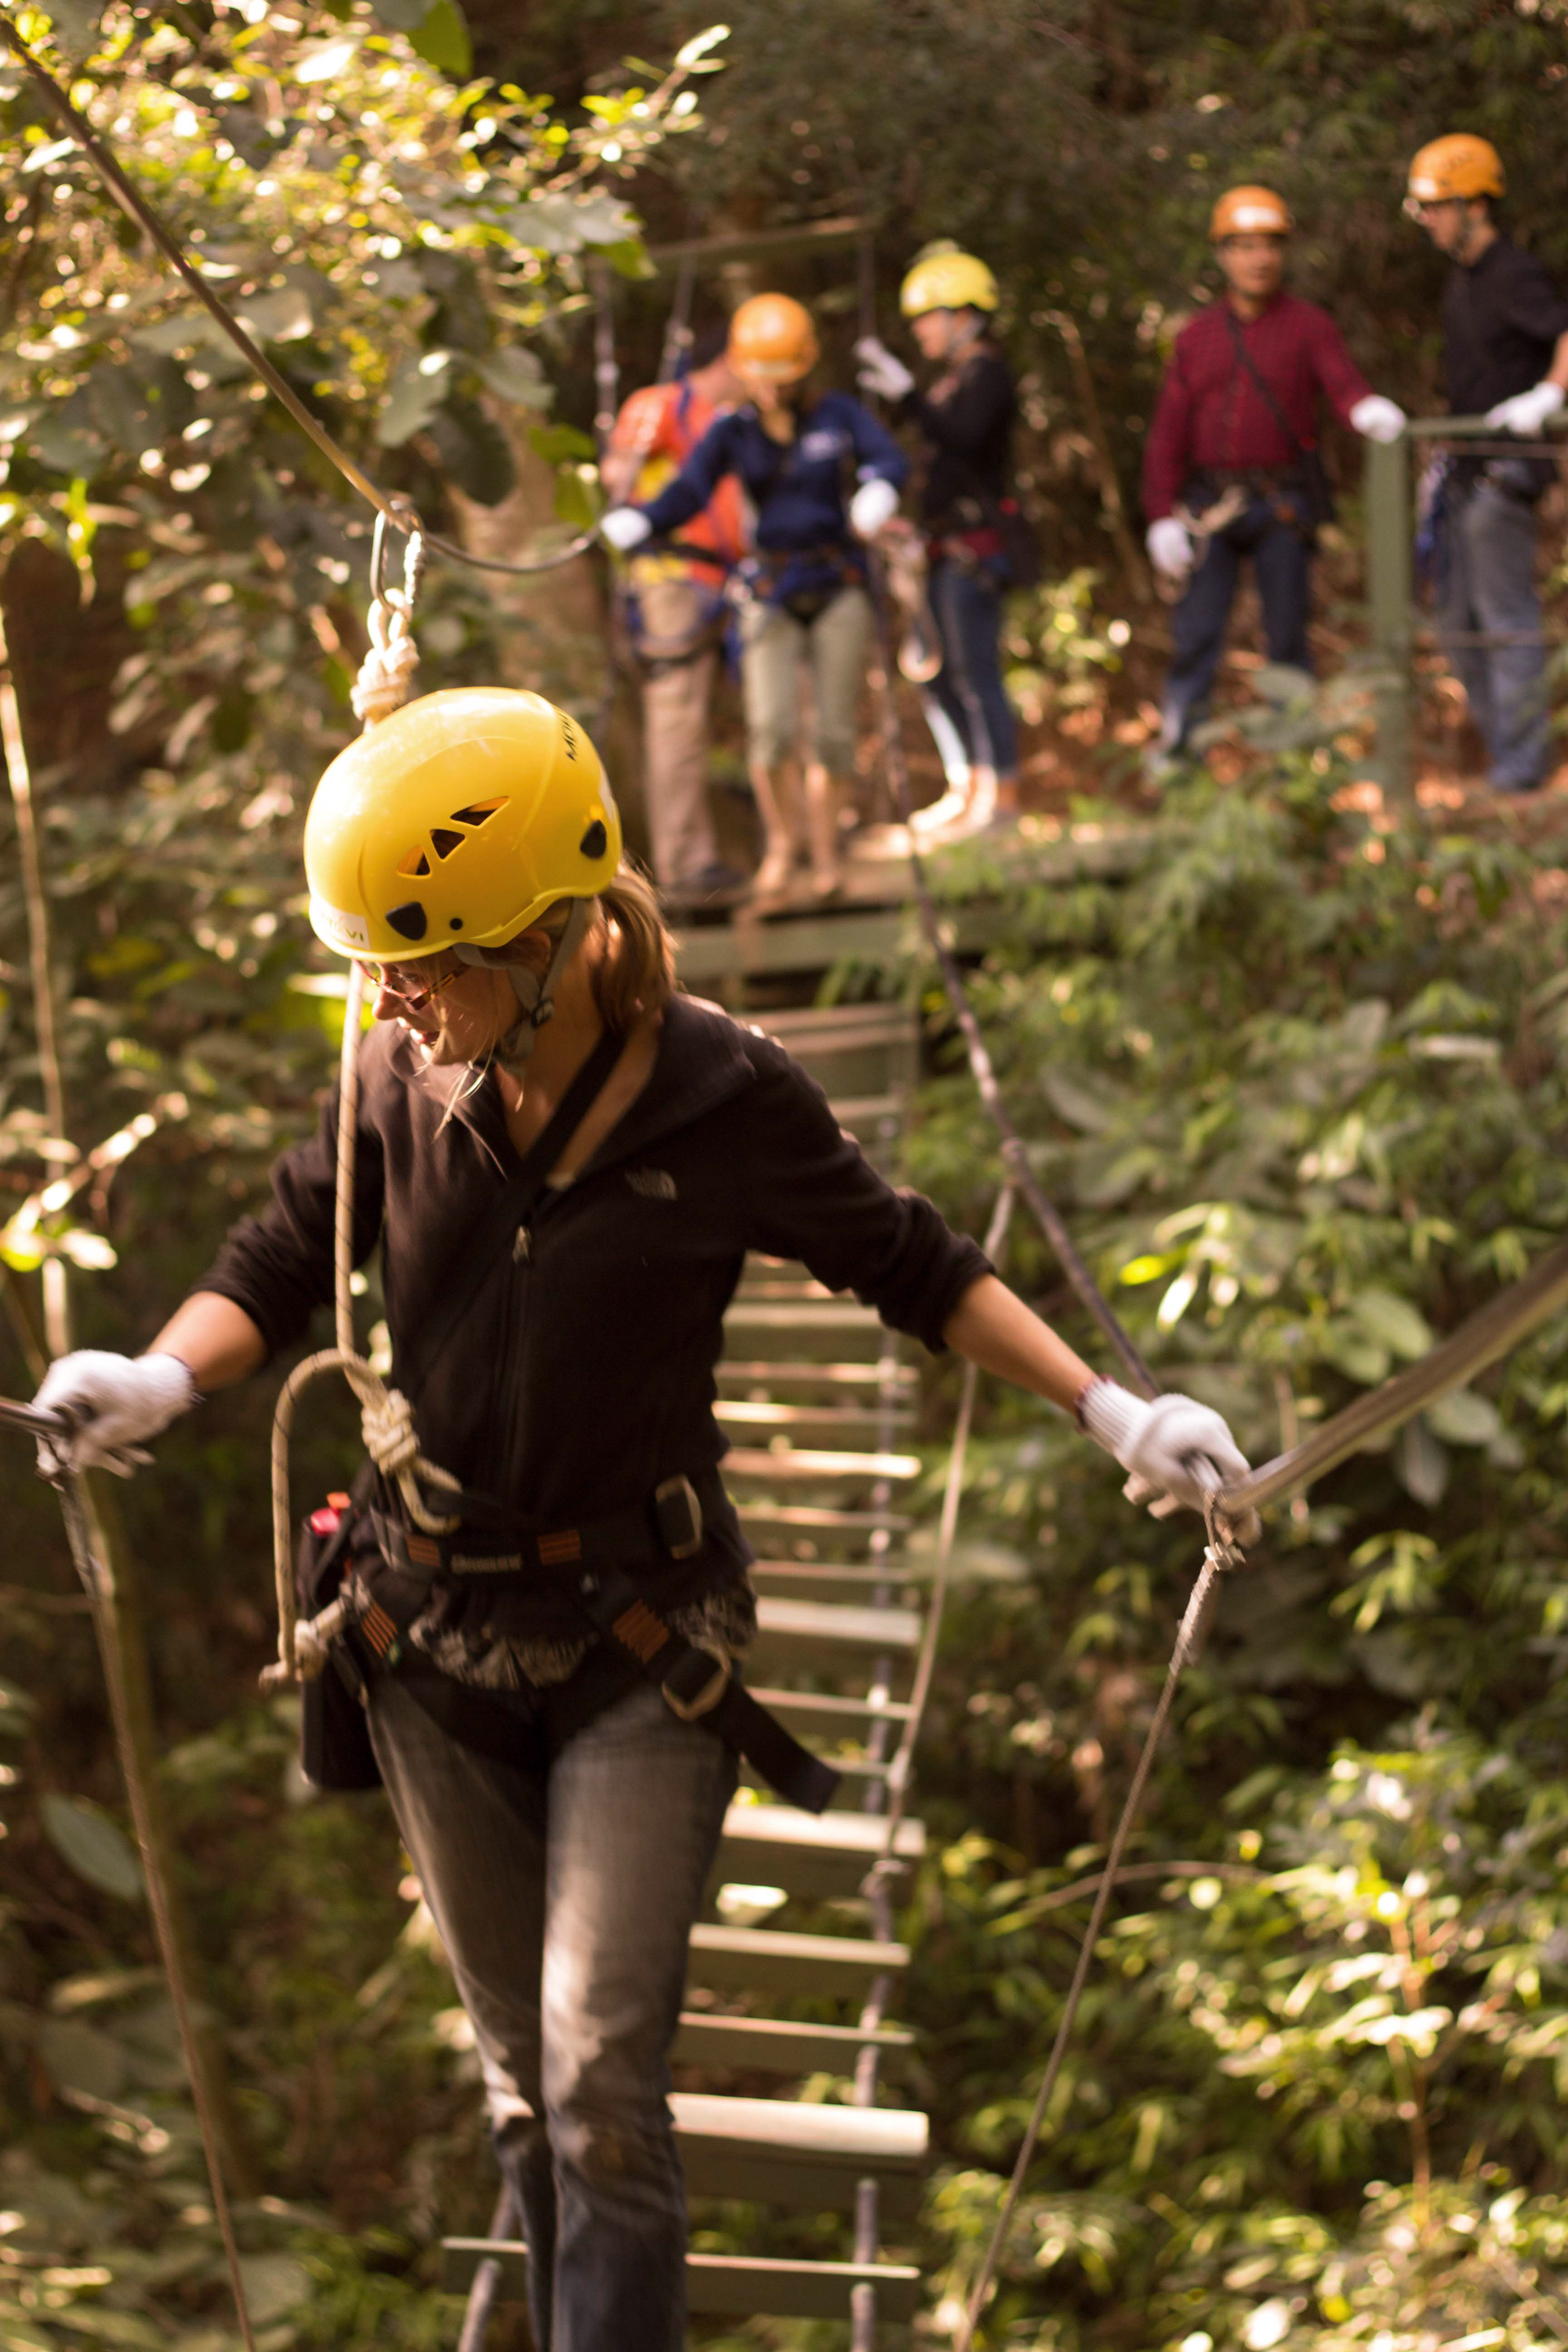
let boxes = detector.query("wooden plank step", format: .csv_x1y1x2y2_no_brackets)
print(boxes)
441,2242,922,2321
724,1446,920,1484
718,1360,918,1392
718,1803,925,1898
716,1400,916,1440
760,1003,916,1042
674,2092,926,2212
672,2012,912,2072
750,1560,929,1601
687,1921,908,1997
825,1092,904,1125
724,1302,886,1360
747,1687,912,1730
687,2254,921,2321
726,1301,882,1333
737,1503,912,1543
752,1597,921,1669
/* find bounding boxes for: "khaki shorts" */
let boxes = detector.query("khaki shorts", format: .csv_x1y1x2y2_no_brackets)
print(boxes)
740,585,871,774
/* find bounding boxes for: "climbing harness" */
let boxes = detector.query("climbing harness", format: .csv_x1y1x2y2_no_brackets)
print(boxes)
0,19,597,583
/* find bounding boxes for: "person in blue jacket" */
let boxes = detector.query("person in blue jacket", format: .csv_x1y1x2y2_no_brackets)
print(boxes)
603,292,907,904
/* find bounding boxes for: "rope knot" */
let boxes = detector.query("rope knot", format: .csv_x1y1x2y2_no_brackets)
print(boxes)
351,593,421,727
361,1384,421,1475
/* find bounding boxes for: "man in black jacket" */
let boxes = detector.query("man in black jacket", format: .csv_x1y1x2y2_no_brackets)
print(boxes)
858,243,1021,841
1408,134,1568,792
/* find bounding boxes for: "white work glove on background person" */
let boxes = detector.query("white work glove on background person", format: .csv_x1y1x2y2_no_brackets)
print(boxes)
854,336,916,402
1146,517,1194,579
1078,1375,1250,1517
599,506,653,554
1485,380,1566,439
32,1350,198,1476
1350,393,1407,445
849,476,901,539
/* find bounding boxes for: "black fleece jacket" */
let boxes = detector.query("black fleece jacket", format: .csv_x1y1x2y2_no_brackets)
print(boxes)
902,344,1017,527
199,995,990,1624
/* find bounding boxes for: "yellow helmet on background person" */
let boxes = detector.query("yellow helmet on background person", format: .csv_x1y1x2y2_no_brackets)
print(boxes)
900,244,999,318
727,292,820,386
1406,133,1505,204
304,687,621,962
1209,185,1294,240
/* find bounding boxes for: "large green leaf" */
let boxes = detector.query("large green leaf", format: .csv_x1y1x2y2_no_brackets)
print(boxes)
39,1794,145,1902
409,0,471,76
426,397,514,504
375,353,451,448
36,2018,127,2102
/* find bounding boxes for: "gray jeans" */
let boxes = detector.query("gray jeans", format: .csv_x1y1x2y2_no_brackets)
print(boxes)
1439,475,1551,792
367,1675,736,2352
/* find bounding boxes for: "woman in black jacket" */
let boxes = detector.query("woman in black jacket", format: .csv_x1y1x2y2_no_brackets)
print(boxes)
858,243,1024,842
34,689,1247,2352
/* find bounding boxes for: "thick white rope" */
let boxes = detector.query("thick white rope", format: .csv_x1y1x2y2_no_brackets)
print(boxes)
263,542,470,1694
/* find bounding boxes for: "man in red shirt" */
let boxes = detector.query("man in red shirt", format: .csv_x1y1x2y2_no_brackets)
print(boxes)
1142,186,1406,766
602,325,748,907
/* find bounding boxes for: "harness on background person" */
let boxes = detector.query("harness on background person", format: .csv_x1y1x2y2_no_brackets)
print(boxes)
1224,308,1336,538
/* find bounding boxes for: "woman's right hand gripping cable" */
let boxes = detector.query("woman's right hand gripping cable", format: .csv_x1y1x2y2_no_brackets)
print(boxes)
1078,1375,1257,1536
31,1350,198,1477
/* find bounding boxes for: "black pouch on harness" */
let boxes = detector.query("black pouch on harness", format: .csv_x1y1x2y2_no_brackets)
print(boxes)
295,1482,382,1793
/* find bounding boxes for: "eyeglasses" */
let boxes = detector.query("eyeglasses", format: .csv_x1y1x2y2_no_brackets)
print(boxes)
361,955,466,1014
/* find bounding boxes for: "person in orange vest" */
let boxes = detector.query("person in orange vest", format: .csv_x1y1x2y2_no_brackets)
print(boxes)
1142,186,1405,767
600,325,749,910
1406,135,1568,793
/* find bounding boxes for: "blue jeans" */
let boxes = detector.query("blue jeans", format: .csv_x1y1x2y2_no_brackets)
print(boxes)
1160,489,1313,755
1439,474,1550,792
930,559,1018,777
367,1676,737,2352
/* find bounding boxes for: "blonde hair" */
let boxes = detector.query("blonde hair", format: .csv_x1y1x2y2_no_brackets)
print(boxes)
482,862,675,1037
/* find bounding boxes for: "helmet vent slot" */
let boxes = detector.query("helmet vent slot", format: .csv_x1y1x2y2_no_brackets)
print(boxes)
449,799,508,826
385,902,428,943
397,848,432,877
579,819,608,860
429,828,466,860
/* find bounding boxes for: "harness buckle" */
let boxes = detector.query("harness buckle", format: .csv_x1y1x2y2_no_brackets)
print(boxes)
662,1643,730,1722
653,1473,704,1560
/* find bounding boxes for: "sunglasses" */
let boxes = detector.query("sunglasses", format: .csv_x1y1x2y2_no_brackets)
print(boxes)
361,955,466,1014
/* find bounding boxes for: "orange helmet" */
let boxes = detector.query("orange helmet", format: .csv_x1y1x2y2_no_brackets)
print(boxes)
727,293,819,387
1210,185,1293,241
1406,134,1504,205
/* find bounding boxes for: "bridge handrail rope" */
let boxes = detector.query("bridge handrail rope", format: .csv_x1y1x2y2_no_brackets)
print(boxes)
0,15,598,582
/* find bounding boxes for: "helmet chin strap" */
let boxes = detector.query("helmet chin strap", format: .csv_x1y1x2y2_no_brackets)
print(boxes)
454,896,594,1072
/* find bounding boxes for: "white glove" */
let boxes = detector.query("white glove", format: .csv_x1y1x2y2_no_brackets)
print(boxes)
1078,1377,1249,1516
1350,393,1406,445
33,1350,197,1476
854,335,915,402
1485,380,1565,438
600,506,653,553
849,477,900,539
1146,517,1194,579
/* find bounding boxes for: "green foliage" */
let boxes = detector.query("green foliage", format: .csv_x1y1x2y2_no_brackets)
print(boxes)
890,759,1568,2340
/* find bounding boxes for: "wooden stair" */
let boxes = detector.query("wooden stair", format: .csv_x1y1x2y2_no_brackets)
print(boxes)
446,1000,934,2333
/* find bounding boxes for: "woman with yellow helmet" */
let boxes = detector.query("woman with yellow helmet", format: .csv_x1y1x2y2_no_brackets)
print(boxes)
31,687,1250,2348
857,243,1025,841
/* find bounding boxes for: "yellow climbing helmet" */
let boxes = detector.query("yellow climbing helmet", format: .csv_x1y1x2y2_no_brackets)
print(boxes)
900,244,999,318
304,687,621,961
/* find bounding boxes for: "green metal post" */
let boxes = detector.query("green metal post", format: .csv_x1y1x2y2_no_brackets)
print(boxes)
1363,432,1413,797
